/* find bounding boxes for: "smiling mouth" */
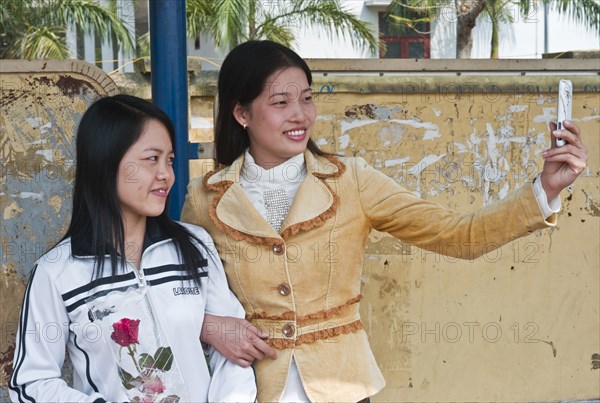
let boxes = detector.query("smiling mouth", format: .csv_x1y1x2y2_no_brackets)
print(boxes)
284,129,306,136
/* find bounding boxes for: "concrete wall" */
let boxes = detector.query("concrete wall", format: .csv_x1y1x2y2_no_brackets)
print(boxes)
1,59,598,401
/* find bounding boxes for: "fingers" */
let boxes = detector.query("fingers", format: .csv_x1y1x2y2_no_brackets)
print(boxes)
253,338,278,359
243,323,269,339
551,120,584,148
231,355,254,368
241,325,277,360
201,315,277,365
543,152,587,175
240,322,277,359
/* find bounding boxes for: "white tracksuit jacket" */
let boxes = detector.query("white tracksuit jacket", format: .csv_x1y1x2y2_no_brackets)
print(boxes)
9,220,257,402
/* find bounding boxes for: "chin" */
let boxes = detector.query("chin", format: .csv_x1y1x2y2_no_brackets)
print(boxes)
147,207,166,217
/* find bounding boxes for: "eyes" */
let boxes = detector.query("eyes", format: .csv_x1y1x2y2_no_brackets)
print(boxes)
146,155,175,165
271,93,313,106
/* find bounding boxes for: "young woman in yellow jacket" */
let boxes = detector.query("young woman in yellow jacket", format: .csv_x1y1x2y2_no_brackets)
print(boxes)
182,40,588,402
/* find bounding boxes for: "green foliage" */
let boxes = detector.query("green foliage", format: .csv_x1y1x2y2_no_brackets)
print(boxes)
390,0,600,58
1,0,134,59
186,0,378,54
387,0,433,36
546,0,600,34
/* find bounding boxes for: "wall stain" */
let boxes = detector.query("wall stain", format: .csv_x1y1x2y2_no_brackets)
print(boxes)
0,269,26,387
537,340,557,357
56,75,93,97
581,189,600,217
0,345,15,387
344,103,407,120
592,353,600,370
345,103,375,119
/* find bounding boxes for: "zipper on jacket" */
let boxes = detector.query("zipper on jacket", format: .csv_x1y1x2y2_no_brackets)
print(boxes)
128,236,170,287
129,262,146,288
134,239,172,347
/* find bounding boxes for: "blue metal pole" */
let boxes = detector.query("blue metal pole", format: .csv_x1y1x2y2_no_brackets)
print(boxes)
149,0,196,220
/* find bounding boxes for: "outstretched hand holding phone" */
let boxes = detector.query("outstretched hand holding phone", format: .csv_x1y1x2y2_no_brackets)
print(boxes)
540,81,587,201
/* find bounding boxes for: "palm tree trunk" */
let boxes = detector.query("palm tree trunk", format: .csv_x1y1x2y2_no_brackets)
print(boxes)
248,0,257,40
489,0,499,58
455,0,487,58
490,19,499,58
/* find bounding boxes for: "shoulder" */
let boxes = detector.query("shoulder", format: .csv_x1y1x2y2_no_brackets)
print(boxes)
187,175,206,192
28,238,91,294
328,155,373,180
34,238,75,277
337,155,369,169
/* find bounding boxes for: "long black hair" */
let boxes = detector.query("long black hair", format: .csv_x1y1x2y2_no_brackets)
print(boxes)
65,94,207,284
215,40,327,165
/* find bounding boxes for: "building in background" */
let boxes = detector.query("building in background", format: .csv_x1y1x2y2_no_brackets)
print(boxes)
69,0,599,72
294,0,600,59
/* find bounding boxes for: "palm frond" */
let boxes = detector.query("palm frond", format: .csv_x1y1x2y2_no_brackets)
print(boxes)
392,0,450,18
387,15,433,35
485,0,515,24
15,26,70,59
137,32,150,57
257,19,295,47
548,0,600,33
47,0,135,52
187,0,216,38
211,0,249,50
262,0,377,54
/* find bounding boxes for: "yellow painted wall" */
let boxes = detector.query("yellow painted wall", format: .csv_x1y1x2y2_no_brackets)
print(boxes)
1,60,598,401
306,82,599,401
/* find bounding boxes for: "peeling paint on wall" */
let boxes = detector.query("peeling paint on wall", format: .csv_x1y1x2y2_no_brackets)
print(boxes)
311,86,599,402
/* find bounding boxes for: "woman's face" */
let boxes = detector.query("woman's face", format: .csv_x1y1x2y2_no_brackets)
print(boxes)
234,66,316,168
116,119,175,225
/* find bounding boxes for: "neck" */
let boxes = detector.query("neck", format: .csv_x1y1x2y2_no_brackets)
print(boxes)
122,215,146,269
246,149,305,171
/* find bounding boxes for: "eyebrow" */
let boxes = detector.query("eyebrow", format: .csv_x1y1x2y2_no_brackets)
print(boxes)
143,147,174,154
268,88,312,100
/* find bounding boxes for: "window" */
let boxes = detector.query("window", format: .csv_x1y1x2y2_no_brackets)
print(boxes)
378,11,430,59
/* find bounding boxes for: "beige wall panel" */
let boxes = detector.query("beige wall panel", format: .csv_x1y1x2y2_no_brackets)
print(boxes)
308,87,599,401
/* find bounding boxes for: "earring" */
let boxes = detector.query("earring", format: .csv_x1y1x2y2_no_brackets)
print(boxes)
243,124,247,130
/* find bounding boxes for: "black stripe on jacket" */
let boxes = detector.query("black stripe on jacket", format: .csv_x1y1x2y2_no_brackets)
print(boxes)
9,264,39,403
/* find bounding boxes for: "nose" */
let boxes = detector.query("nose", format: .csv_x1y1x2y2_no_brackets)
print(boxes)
156,160,173,182
289,99,307,122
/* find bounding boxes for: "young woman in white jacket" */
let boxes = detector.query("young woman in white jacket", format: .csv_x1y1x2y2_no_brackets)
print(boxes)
9,95,257,402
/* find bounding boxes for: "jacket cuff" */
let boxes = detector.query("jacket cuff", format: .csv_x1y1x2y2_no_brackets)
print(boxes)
522,181,557,227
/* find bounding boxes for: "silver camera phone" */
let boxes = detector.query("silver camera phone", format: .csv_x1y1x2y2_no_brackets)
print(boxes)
556,79,572,147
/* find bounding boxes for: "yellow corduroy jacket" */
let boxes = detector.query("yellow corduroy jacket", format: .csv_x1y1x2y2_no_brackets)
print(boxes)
181,151,556,402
